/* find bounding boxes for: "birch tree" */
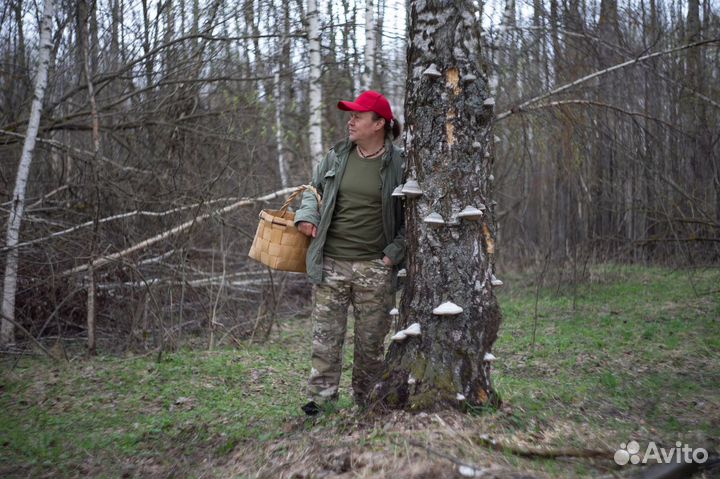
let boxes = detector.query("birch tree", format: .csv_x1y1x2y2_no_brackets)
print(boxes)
362,0,376,91
1,0,55,347
274,4,290,189
373,0,502,411
307,0,323,168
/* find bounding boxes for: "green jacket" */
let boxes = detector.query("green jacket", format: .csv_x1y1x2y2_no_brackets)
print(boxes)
294,137,406,284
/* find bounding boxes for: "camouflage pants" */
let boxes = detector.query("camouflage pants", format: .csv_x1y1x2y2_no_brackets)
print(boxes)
308,256,394,405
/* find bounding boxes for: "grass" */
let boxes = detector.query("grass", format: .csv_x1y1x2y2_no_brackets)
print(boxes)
1,264,718,478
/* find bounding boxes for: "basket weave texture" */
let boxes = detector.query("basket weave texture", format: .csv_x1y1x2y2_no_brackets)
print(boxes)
248,186,320,273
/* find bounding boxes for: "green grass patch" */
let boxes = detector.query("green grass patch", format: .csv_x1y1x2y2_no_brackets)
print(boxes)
493,264,720,447
1,264,718,478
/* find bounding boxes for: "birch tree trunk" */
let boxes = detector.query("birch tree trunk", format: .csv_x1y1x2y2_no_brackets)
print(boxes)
373,0,502,411
274,70,290,188
307,0,323,169
82,0,101,356
1,0,55,347
362,0,376,91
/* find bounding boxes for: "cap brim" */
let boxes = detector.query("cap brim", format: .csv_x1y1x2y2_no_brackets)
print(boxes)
337,100,371,112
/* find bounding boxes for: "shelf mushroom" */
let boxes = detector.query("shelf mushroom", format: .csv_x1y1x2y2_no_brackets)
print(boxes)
391,330,407,342
391,184,405,197
423,212,445,225
457,206,484,221
433,301,463,315
404,323,421,336
422,63,442,78
401,179,423,198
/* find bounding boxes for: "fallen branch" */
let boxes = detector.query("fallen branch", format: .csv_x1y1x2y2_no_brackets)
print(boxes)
473,433,612,459
1,196,253,253
61,186,299,276
496,38,720,121
0,312,54,360
406,439,493,477
520,99,689,134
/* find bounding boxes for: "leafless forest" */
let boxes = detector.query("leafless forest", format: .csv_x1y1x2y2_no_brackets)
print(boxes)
1,0,718,353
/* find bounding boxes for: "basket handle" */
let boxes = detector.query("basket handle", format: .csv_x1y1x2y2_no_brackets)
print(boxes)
280,184,322,213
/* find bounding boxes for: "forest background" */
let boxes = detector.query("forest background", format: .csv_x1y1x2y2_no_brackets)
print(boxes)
0,0,718,351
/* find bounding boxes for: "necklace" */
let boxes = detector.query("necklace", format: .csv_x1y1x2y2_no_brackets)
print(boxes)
358,144,385,158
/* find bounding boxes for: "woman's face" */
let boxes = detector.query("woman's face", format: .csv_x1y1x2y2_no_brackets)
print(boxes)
347,111,384,143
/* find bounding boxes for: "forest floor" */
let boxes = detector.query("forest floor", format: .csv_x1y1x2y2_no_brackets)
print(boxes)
2,264,719,478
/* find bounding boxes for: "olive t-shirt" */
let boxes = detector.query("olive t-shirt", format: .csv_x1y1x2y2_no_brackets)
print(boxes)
324,147,386,260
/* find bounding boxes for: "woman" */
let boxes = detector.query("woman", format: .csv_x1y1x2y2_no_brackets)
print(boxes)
294,90,405,415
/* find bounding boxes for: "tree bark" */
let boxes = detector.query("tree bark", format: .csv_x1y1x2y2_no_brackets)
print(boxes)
274,70,290,188
82,0,101,356
1,0,55,346
307,0,323,169
362,0,376,91
372,0,502,412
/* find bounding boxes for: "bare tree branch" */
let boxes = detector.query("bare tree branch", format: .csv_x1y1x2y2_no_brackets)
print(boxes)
496,38,720,121
61,186,300,276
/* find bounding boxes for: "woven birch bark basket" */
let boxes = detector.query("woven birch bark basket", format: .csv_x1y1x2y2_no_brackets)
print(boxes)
248,185,321,272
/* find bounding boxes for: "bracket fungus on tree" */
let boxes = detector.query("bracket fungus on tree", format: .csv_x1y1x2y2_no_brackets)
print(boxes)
404,322,421,336
432,301,463,315
401,179,423,197
423,212,445,225
457,205,484,221
391,330,407,341
422,63,442,78
391,322,422,342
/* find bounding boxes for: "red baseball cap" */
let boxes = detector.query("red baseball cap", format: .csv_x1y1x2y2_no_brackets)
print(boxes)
337,90,394,122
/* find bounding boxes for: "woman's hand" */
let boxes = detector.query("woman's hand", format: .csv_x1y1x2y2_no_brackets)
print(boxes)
297,221,317,238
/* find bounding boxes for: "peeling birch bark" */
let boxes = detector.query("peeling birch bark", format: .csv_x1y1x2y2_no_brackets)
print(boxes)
373,0,502,412
362,0,376,91
307,0,323,169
